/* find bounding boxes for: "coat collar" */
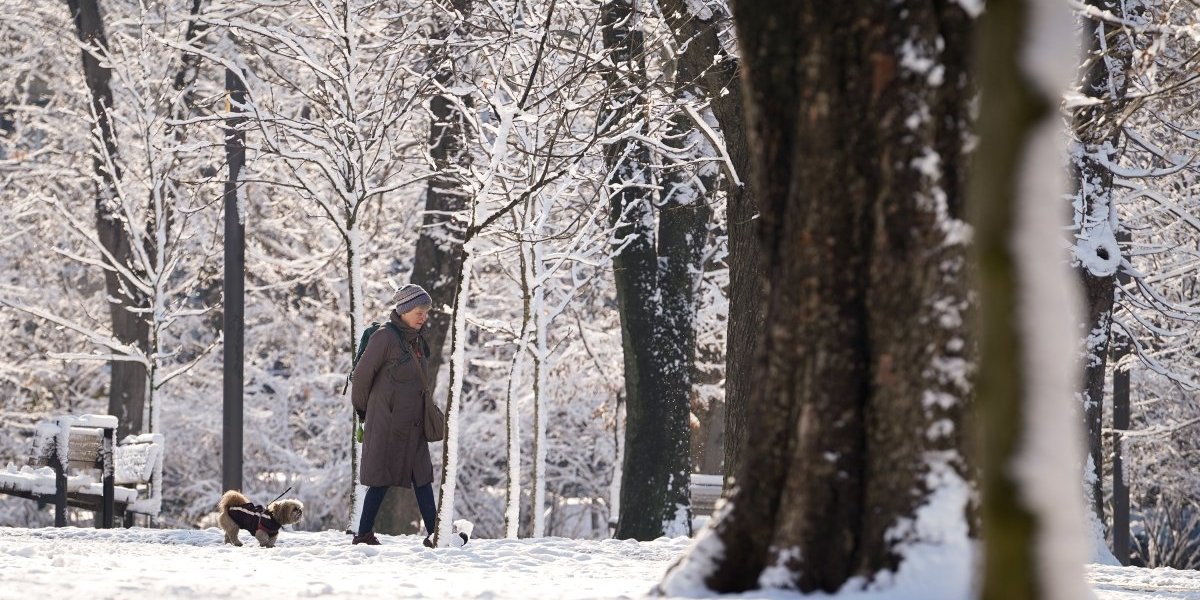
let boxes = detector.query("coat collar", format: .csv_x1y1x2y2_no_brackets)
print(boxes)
389,310,423,344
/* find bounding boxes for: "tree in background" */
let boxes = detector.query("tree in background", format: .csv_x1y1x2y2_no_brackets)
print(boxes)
64,0,149,439
411,0,474,381
600,0,715,541
1064,1,1200,565
651,0,757,480
0,1,220,442
1070,0,1140,545
662,0,975,592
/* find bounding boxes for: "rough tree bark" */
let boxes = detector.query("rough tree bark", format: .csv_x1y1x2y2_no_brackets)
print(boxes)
653,0,758,479
661,0,975,593
65,0,150,439
602,0,704,541
410,0,474,379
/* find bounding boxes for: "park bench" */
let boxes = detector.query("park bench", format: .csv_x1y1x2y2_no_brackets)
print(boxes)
0,414,163,528
600,474,726,536
689,473,724,520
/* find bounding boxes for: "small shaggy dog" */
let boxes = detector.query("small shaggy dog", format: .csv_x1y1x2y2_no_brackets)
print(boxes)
217,490,304,548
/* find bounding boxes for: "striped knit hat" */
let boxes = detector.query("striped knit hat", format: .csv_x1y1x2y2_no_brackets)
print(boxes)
391,284,433,315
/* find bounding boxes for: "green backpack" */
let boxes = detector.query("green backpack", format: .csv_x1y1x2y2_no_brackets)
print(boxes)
343,321,402,396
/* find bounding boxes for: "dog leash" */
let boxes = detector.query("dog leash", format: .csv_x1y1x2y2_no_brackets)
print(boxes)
269,486,293,505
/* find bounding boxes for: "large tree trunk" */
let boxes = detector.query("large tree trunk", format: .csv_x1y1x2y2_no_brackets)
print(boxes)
653,103,714,528
66,0,149,439
662,1,974,593
375,0,474,536
1070,0,1134,534
973,1,1091,598
653,0,759,479
602,0,699,541
601,0,673,539
655,2,719,511
410,0,475,378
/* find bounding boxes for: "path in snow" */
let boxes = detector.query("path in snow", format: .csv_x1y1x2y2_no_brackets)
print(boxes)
1,526,1198,599
1090,564,1200,599
0,526,705,600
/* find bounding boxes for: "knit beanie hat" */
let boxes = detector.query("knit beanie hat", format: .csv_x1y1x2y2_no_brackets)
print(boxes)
392,283,433,315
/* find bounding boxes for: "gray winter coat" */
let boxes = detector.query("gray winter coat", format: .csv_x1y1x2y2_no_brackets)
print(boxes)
351,311,434,488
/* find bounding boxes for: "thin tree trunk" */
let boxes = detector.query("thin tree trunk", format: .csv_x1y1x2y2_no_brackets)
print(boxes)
662,0,975,593
65,0,150,439
433,245,473,546
529,230,551,537
1111,229,1132,565
1071,0,1134,534
222,67,247,495
505,229,533,538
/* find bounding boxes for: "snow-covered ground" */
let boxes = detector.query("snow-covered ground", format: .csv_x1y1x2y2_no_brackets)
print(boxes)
0,526,1196,599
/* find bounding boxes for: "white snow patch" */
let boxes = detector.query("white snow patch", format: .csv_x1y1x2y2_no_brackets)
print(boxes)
658,509,728,596
0,527,693,599
953,0,984,18
759,547,802,589
911,148,941,180
1074,221,1121,277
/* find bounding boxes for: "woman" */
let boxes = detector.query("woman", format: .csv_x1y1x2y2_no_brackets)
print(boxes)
351,283,437,546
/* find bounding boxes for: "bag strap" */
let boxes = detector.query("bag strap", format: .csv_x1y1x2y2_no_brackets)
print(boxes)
412,339,433,402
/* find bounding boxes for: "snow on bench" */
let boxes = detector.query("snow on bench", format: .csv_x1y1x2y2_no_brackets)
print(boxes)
689,473,723,517
0,465,140,504
0,415,163,527
114,434,164,516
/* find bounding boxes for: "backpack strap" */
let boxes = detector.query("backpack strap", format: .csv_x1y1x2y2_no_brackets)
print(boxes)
344,321,403,395
383,322,404,343
359,322,431,398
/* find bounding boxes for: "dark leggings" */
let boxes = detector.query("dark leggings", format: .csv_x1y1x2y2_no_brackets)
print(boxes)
358,477,437,536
